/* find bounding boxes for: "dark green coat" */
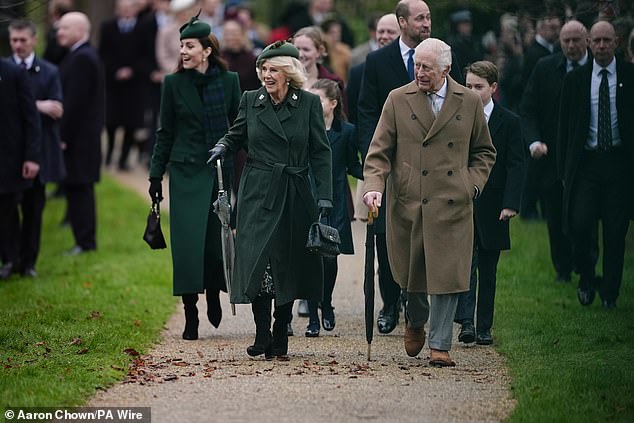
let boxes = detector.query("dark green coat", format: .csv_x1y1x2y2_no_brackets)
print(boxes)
150,69,241,295
218,87,332,305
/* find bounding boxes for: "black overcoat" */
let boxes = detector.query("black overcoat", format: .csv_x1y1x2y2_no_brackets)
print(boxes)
18,56,66,183
58,42,105,184
475,103,526,250
98,18,148,128
0,58,41,194
324,119,362,254
218,86,333,305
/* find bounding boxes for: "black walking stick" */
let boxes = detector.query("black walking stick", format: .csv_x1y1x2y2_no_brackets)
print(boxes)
364,205,378,361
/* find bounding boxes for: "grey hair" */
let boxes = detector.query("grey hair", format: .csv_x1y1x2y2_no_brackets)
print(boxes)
416,37,452,69
256,56,307,89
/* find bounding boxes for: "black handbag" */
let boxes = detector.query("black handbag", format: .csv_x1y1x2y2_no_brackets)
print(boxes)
143,201,167,249
305,214,341,257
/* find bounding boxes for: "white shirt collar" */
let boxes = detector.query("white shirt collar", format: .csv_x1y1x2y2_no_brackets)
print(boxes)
483,99,494,122
592,57,616,76
535,34,555,53
70,38,89,52
13,52,35,69
399,38,415,61
434,77,448,98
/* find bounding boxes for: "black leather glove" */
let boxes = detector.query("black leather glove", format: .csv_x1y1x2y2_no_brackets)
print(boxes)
149,178,163,203
317,199,333,217
207,143,227,164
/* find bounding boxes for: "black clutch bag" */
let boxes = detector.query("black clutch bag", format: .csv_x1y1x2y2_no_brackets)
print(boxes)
143,201,167,250
305,214,341,257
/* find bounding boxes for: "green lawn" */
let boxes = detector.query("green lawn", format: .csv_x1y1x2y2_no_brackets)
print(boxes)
1,176,633,422
0,176,175,408
497,219,634,422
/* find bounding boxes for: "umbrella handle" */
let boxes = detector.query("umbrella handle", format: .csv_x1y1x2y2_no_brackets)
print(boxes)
216,159,224,191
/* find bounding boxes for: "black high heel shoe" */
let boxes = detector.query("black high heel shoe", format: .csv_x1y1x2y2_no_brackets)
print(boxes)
247,331,272,357
182,294,199,340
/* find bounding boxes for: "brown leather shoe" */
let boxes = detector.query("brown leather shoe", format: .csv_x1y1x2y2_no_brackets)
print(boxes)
404,325,426,357
429,348,456,367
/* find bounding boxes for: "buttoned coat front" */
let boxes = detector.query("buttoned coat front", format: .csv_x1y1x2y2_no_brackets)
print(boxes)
218,86,332,305
363,77,496,295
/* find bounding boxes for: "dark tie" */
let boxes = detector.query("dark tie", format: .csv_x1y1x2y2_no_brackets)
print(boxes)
597,69,612,151
20,60,27,70
407,48,415,81
570,61,579,71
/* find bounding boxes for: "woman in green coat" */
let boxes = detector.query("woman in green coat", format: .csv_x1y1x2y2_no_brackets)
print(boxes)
209,41,333,358
148,15,241,340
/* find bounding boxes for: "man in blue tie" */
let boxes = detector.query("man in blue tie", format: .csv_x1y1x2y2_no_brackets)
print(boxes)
558,21,634,309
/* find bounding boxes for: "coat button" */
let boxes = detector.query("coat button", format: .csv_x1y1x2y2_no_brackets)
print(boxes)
411,113,417,120
448,142,454,148
447,170,453,176
422,170,428,176
448,199,454,205
422,198,428,204
422,141,429,147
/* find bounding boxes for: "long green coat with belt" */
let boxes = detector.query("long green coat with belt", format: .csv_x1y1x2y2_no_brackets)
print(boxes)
149,68,241,295
218,86,332,305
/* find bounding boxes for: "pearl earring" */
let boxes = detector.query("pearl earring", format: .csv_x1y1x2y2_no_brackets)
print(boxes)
286,80,290,86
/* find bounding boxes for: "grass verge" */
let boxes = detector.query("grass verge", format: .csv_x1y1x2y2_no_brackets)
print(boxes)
0,176,175,409
497,219,634,422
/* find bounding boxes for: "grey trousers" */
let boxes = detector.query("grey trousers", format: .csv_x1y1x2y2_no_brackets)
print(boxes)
406,292,459,351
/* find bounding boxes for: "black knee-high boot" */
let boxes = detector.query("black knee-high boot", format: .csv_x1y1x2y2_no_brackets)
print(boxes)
205,289,222,328
247,295,272,357
182,294,199,340
272,302,293,357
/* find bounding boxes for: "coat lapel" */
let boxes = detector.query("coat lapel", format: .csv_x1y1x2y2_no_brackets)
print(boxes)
388,39,410,84
488,101,502,138
404,82,434,134
426,77,464,140
174,74,204,123
254,87,287,142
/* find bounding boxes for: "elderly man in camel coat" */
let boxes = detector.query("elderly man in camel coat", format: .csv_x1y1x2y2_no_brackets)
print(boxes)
363,38,496,366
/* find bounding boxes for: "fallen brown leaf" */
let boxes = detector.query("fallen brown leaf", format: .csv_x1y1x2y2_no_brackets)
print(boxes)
77,348,89,355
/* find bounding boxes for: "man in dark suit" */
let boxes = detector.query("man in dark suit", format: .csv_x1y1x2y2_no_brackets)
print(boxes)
520,20,589,283
57,11,105,255
99,0,150,170
558,21,634,309
0,58,41,279
9,19,66,277
519,8,562,220
456,61,526,345
357,0,462,334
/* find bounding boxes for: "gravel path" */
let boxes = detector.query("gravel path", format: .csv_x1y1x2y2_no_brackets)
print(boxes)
91,167,516,422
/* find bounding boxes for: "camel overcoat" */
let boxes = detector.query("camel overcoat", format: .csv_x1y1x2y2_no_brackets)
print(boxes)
363,77,496,295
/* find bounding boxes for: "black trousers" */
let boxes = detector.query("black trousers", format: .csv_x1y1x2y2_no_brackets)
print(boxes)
19,179,46,269
541,180,573,278
456,233,501,332
65,183,96,250
0,192,20,264
376,232,401,308
520,158,543,219
570,149,631,301
105,125,136,169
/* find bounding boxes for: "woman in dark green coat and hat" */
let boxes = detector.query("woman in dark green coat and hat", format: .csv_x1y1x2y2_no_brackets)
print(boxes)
208,41,333,358
148,13,241,340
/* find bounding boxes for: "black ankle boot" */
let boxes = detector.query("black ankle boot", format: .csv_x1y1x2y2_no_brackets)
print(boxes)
182,294,199,340
205,289,222,328
247,296,272,357
271,302,292,357
305,300,320,337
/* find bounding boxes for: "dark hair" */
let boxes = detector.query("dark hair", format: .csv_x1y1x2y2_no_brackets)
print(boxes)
312,78,344,121
176,33,228,72
8,19,37,36
395,0,411,22
464,60,498,85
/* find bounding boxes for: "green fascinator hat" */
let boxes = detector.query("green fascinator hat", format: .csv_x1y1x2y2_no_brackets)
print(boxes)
179,10,211,40
256,41,300,66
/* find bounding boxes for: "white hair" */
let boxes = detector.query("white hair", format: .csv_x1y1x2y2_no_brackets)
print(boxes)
256,56,307,89
416,37,452,69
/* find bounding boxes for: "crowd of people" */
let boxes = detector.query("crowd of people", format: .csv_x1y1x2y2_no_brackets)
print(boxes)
1,0,632,368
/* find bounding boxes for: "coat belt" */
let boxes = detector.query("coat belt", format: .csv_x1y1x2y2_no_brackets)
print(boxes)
246,157,313,211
